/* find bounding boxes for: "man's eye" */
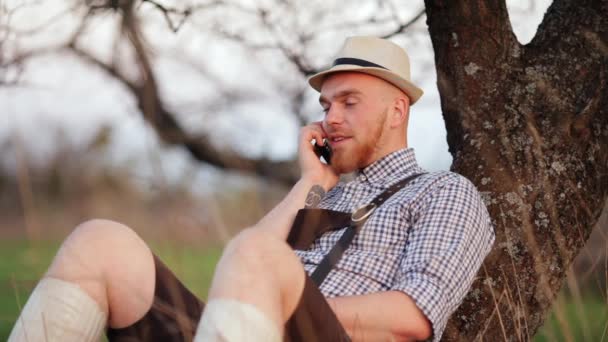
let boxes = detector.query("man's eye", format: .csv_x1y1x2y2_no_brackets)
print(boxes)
345,99,358,106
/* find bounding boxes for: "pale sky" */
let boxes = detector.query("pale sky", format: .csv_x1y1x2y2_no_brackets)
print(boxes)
0,0,553,191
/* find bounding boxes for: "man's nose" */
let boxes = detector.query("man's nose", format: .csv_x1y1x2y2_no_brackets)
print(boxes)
324,105,344,126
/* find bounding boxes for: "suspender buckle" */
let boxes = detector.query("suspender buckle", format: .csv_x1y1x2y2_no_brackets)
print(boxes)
351,203,377,223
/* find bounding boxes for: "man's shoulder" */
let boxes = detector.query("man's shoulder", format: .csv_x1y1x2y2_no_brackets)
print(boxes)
414,170,478,191
404,171,487,210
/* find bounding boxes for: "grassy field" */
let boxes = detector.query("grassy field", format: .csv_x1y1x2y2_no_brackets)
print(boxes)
0,238,606,341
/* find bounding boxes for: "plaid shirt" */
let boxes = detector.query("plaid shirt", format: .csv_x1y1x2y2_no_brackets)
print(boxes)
294,148,495,341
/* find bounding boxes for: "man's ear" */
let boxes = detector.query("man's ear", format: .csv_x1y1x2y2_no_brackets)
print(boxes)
389,96,410,128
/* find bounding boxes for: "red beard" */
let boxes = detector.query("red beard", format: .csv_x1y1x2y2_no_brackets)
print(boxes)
327,108,388,174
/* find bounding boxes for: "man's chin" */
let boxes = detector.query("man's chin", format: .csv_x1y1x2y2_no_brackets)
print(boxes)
330,160,358,175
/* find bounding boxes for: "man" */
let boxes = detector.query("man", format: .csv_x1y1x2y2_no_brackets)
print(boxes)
9,36,494,342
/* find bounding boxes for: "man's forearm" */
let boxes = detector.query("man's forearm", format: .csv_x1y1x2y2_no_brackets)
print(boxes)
252,178,326,240
251,121,337,240
327,291,432,341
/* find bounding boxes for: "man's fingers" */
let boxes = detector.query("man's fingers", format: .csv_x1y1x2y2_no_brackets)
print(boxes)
310,121,328,141
300,125,326,146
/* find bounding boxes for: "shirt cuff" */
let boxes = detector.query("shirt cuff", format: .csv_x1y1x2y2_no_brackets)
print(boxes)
392,273,448,342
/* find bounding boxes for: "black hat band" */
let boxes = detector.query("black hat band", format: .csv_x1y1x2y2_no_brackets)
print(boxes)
333,58,388,70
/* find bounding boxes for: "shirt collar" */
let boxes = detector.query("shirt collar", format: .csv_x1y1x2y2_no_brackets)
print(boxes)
354,148,422,186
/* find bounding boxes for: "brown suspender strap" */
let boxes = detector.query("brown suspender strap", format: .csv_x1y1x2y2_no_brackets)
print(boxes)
287,209,352,250
287,173,425,287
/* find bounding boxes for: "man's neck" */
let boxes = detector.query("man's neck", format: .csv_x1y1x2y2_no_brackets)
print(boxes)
362,143,408,169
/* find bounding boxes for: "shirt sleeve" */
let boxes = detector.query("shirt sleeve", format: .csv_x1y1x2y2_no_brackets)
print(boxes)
390,175,495,341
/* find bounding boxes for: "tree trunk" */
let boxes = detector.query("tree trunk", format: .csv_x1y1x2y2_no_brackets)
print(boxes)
424,0,608,340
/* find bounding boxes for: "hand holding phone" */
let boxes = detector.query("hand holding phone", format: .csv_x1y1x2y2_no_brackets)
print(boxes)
300,124,338,190
313,139,332,165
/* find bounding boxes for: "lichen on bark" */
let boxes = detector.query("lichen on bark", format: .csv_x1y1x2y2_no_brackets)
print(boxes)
423,0,608,340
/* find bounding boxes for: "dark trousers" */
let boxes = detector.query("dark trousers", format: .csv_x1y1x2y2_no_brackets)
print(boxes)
106,255,350,342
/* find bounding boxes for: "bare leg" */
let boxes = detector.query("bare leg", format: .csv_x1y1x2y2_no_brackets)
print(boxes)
45,219,156,328
9,219,156,341
194,227,306,340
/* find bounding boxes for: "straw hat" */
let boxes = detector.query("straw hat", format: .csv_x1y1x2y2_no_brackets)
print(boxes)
308,36,424,104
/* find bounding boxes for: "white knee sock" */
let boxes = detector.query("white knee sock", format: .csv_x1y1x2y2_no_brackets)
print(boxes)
194,299,281,342
8,277,107,342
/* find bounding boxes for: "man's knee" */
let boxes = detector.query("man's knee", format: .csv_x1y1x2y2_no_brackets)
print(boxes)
50,219,151,280
214,228,306,319
224,228,301,270
55,219,156,327
69,219,138,247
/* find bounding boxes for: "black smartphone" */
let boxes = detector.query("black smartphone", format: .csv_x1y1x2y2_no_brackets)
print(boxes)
314,140,332,165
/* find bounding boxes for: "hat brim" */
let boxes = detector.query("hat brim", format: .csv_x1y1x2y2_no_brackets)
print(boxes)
308,65,423,104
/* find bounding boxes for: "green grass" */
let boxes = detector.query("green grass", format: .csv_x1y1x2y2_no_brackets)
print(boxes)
1,239,606,341
0,239,61,340
0,239,222,340
534,293,608,342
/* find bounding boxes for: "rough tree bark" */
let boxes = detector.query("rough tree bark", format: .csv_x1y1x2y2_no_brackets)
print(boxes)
424,0,608,340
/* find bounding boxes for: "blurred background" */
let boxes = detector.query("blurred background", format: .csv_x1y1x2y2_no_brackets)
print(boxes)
0,0,606,340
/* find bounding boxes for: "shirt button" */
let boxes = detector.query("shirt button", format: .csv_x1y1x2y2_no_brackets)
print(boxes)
360,175,367,181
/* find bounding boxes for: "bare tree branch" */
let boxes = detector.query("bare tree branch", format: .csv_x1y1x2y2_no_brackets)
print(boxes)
379,7,426,39
66,3,301,184
137,0,225,32
2,0,429,182
0,2,84,36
